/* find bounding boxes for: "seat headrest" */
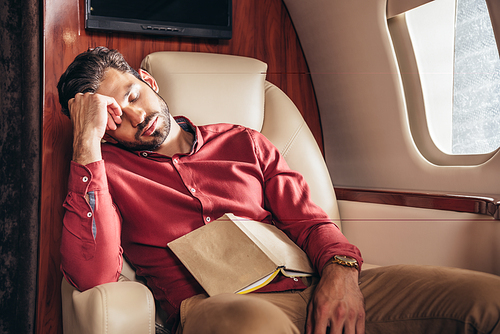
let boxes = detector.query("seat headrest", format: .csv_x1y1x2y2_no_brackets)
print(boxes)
141,52,268,131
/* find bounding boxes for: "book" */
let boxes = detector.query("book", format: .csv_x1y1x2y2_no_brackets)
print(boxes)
167,213,315,296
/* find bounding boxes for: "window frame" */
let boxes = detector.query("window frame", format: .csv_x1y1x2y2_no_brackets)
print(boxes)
388,5,500,166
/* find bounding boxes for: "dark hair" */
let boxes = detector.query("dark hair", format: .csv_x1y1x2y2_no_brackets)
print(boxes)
57,47,140,117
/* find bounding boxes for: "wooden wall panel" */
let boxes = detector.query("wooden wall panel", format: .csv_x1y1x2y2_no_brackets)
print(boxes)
39,0,322,332
335,187,500,219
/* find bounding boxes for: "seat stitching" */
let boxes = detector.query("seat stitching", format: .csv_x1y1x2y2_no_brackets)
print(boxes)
281,122,305,158
100,287,108,334
146,288,152,334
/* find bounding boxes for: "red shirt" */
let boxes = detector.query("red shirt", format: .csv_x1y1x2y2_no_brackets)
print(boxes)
61,117,362,326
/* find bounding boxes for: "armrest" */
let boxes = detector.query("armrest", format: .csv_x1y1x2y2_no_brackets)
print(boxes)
61,277,155,334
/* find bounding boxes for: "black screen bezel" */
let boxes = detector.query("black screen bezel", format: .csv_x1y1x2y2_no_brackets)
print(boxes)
84,0,232,39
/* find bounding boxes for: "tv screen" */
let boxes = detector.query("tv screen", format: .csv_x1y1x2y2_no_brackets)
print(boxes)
85,0,232,39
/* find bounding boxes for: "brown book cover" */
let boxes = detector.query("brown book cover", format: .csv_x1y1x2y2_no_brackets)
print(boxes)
167,213,315,296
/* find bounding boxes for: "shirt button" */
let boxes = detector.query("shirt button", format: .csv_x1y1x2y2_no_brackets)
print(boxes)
173,158,178,164
190,188,196,193
142,152,148,157
293,278,299,282
205,217,211,223
82,176,89,183
87,212,92,218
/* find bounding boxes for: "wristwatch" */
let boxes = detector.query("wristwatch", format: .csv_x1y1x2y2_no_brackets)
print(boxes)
331,255,359,270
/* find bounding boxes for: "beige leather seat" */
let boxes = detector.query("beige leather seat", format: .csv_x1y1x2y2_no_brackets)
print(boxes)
61,51,341,334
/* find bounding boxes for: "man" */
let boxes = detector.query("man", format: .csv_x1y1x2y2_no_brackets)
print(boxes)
58,47,500,334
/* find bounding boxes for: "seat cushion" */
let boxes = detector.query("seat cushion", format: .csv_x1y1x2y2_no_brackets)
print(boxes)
141,52,267,131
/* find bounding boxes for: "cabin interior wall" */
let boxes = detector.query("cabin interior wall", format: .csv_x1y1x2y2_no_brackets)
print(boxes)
284,0,500,195
39,0,322,332
284,0,500,274
339,201,500,274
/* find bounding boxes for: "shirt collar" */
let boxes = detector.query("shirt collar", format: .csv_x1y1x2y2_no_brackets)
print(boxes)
173,116,203,154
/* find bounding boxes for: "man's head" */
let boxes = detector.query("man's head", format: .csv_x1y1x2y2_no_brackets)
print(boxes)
58,47,141,118
58,47,172,152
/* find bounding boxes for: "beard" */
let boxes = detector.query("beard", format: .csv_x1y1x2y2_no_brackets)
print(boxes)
116,94,172,152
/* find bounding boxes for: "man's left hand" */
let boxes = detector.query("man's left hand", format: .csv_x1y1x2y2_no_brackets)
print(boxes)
306,263,365,334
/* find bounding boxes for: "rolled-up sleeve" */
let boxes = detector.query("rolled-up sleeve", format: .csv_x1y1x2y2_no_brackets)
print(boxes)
251,130,363,273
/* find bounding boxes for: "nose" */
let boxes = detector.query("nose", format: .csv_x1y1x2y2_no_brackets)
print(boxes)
122,105,146,127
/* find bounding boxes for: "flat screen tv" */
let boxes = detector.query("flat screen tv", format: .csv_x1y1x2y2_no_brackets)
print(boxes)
85,0,232,39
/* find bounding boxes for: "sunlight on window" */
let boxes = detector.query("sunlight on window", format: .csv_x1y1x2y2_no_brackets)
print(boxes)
453,0,500,154
406,0,500,154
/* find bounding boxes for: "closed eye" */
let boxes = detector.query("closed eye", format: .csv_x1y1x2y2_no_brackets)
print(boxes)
125,83,140,104
129,91,139,103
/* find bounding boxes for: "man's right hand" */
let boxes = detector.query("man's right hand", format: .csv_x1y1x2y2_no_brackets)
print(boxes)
68,92,122,165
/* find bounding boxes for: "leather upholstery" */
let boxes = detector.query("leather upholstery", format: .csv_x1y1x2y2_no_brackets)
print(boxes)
61,276,155,334
61,51,341,333
140,52,266,131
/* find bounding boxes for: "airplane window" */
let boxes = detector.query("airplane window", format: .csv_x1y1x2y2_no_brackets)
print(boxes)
406,0,500,154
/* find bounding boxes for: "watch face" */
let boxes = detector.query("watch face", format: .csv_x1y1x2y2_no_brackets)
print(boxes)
336,255,356,263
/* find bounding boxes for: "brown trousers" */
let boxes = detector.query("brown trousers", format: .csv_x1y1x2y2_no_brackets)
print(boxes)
176,265,500,334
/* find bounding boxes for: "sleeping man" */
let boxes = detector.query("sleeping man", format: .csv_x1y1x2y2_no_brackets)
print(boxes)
58,47,500,334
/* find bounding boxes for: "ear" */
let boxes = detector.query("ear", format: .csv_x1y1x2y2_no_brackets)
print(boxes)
139,69,159,93
103,133,118,144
